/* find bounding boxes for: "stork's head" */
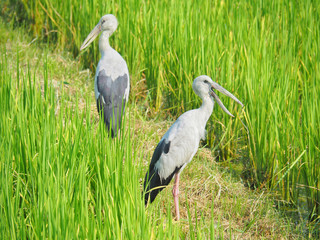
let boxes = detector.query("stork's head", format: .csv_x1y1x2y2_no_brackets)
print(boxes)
100,14,118,35
193,75,244,117
80,14,118,51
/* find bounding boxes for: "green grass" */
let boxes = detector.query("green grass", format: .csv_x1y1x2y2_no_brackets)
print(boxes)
1,0,320,238
6,0,317,218
0,22,153,239
0,19,309,239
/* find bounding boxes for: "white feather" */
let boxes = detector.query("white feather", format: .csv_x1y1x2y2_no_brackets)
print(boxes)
154,105,212,180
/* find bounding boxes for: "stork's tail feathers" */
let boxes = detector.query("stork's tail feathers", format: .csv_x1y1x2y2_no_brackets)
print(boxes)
143,167,181,205
144,168,163,205
97,97,125,138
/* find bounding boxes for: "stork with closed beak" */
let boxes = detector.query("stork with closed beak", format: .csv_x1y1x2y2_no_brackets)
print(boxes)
80,14,130,137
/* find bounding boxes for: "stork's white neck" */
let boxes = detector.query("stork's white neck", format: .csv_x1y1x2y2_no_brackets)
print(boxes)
198,95,215,124
99,31,112,56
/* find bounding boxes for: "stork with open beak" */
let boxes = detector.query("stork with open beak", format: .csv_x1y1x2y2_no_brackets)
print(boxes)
144,75,243,220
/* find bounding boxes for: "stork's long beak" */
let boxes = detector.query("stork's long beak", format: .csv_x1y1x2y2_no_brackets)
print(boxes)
210,83,244,117
80,23,101,51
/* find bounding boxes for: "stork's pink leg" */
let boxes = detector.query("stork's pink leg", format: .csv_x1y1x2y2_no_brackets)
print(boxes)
172,173,180,220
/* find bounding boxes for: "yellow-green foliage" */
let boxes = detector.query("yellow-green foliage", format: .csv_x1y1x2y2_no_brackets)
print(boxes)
11,0,318,217
0,0,319,237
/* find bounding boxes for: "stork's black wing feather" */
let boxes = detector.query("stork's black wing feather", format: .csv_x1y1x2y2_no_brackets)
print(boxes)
96,69,128,137
144,139,182,205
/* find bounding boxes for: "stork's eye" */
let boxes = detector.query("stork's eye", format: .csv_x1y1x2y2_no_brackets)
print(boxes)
101,19,106,24
204,80,208,84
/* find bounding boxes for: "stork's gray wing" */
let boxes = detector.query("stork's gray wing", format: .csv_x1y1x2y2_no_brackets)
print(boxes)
143,113,201,205
96,69,128,137
144,138,182,205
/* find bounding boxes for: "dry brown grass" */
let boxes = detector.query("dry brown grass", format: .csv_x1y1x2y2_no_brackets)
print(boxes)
138,119,298,239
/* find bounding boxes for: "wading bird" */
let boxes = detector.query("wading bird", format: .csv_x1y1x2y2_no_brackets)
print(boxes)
80,14,130,137
144,75,243,220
